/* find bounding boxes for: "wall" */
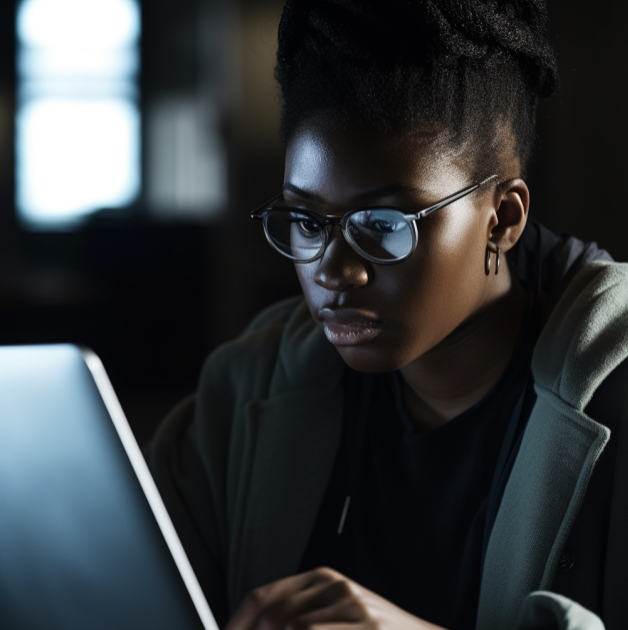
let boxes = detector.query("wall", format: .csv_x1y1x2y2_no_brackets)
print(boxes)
529,0,628,260
0,0,624,444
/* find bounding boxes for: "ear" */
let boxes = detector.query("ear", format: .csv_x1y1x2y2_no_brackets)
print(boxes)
487,178,530,254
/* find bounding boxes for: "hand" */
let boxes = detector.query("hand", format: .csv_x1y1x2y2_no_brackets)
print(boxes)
226,566,447,630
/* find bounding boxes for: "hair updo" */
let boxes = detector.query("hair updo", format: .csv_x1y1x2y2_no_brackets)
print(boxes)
275,0,559,177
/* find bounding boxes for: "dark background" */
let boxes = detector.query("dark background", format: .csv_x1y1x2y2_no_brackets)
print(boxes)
0,0,625,445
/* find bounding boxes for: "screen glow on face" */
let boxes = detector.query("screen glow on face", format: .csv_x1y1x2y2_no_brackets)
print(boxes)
16,0,141,229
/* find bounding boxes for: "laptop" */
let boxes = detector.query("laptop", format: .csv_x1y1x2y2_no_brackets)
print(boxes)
0,344,219,630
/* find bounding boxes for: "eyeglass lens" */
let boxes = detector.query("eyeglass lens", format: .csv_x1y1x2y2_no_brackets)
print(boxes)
264,209,415,262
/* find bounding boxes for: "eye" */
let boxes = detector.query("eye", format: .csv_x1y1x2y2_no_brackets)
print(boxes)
355,211,402,233
365,218,396,233
288,213,322,236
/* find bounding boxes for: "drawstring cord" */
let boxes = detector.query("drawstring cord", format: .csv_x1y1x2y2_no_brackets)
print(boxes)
337,496,351,534
337,371,375,536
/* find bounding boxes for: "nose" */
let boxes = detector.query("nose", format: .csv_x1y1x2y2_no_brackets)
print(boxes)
313,225,370,290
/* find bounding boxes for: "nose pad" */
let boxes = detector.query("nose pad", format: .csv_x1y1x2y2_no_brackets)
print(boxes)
348,224,360,242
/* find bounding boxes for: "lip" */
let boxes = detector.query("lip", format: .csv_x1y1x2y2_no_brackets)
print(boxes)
318,308,383,346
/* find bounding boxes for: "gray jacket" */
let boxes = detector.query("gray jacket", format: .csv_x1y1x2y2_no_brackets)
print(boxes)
149,261,628,630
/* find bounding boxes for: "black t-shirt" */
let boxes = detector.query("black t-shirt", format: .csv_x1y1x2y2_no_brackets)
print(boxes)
299,297,541,630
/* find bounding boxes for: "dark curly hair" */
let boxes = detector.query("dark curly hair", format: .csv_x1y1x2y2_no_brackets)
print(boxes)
275,0,559,178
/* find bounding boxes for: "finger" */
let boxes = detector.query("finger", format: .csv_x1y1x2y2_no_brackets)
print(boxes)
289,587,448,630
251,575,362,630
226,568,343,630
283,596,366,630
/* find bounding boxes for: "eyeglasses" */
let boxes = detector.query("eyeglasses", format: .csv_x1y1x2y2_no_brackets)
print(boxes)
251,175,498,265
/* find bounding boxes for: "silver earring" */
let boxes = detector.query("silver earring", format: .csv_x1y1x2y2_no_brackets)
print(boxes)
485,245,500,276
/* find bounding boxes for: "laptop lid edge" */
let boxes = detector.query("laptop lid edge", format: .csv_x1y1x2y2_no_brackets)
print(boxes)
80,347,220,630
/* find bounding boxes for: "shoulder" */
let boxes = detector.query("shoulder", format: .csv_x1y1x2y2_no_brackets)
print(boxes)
149,296,327,445
200,295,342,404
199,296,306,402
151,295,344,450
533,261,628,412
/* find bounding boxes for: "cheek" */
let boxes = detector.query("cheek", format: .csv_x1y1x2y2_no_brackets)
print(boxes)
294,263,322,320
421,204,488,302
374,208,488,362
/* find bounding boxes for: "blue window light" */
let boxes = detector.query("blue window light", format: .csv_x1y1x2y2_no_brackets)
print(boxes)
16,0,141,229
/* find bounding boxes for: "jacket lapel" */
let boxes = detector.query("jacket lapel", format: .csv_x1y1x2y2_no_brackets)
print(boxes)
229,377,344,609
476,386,610,630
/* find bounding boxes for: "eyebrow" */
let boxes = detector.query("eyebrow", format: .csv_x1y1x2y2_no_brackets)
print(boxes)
283,182,427,204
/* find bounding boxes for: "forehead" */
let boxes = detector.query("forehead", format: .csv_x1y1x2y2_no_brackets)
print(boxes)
284,120,470,202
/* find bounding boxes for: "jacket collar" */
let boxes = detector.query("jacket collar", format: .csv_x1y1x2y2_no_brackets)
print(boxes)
229,302,346,608
478,262,628,629
230,380,344,608
476,388,610,630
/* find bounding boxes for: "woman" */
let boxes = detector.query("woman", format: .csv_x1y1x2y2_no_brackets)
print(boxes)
149,1,628,629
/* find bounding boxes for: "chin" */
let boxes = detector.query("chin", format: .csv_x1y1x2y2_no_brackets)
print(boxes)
334,344,406,374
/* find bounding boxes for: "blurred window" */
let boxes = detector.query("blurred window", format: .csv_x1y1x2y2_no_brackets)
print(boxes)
147,96,227,222
16,0,141,230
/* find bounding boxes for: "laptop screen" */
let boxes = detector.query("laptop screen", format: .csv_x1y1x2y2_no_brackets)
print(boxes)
0,344,217,630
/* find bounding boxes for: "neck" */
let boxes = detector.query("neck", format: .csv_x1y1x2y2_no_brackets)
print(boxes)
399,270,529,432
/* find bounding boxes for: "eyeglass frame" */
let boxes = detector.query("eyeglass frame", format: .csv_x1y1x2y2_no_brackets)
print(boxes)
251,174,499,265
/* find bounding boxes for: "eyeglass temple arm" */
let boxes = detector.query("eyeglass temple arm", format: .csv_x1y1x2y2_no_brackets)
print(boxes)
251,193,284,218
408,175,498,221
252,175,498,220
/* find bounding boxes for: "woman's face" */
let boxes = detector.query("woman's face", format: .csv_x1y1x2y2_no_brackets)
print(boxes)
284,120,516,373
